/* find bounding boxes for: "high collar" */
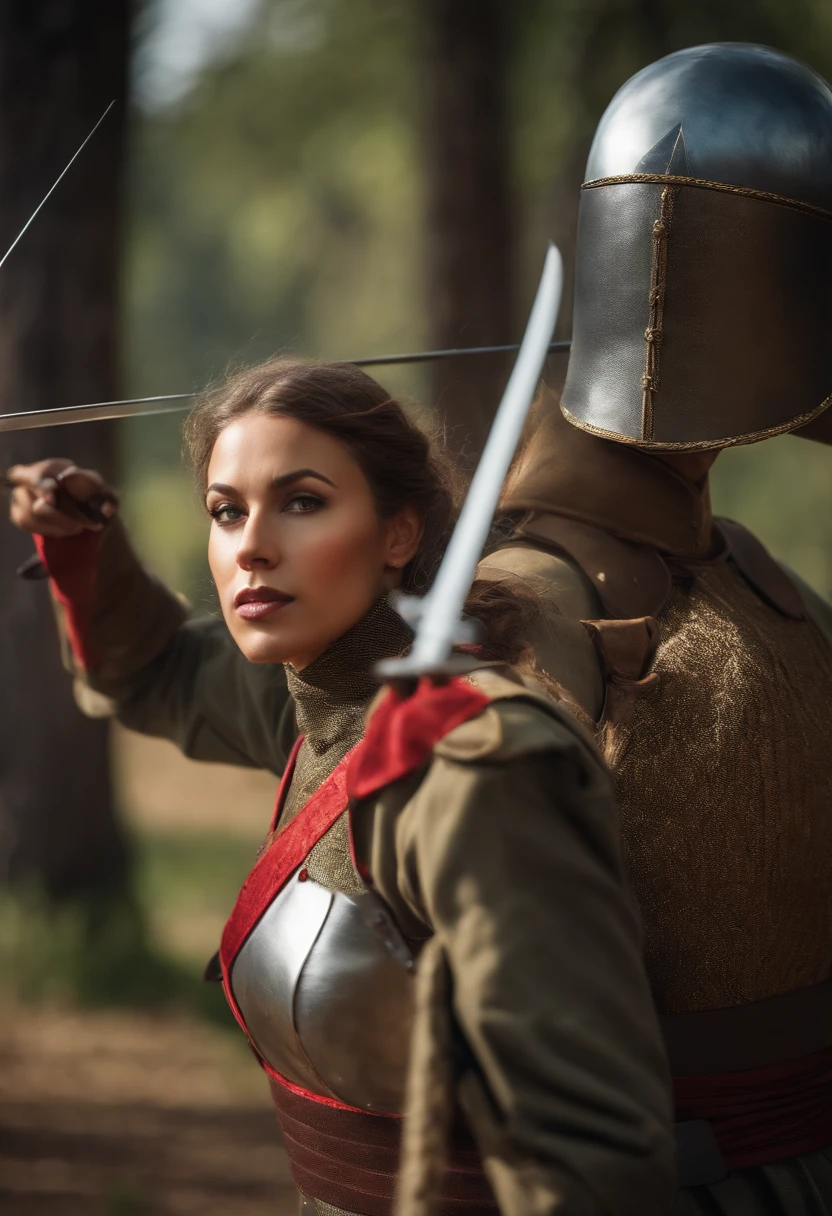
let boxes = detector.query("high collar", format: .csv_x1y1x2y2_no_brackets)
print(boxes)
502,394,715,559
285,595,412,755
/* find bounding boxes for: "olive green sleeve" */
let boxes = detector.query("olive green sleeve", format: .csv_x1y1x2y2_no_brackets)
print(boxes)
48,519,295,774
365,702,675,1214
108,618,295,773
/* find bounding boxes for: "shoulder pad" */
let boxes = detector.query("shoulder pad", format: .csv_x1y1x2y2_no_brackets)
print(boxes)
433,668,597,765
781,562,832,652
478,544,599,620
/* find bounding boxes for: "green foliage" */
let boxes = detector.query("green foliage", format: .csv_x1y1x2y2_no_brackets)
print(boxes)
107,1188,150,1216
133,828,258,931
125,0,423,405
0,827,252,1027
711,435,832,596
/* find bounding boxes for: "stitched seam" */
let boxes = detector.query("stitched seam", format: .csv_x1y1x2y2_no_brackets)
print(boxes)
563,394,832,451
642,185,678,442
582,174,832,223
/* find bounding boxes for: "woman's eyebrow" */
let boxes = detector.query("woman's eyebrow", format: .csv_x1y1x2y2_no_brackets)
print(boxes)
205,469,336,499
205,481,236,498
272,468,336,489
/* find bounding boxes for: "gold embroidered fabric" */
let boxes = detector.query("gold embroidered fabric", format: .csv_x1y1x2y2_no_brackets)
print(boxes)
602,561,832,1014
279,596,412,895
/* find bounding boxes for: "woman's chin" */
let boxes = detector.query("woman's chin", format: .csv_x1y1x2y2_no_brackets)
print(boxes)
232,625,296,666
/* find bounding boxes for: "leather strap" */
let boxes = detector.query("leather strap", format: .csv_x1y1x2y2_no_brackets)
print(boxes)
515,513,673,618
514,511,806,625
661,979,832,1076
718,518,806,620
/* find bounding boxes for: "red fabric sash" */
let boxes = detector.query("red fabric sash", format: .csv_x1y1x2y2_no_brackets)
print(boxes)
34,531,102,669
347,677,490,801
220,735,353,974
674,1046,832,1169
268,1077,498,1216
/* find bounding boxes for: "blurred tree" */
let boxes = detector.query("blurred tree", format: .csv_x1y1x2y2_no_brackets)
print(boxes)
122,0,426,608
0,1,132,899
418,0,515,455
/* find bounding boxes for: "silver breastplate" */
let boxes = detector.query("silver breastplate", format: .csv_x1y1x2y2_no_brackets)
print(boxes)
230,867,415,1113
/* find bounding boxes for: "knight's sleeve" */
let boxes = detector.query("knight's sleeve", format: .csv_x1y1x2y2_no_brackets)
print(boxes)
366,693,675,1214
476,545,605,720
31,520,294,773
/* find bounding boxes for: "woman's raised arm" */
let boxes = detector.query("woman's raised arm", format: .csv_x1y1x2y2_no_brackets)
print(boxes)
7,460,295,774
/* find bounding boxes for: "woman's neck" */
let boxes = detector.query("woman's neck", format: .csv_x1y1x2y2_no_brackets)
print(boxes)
285,595,412,756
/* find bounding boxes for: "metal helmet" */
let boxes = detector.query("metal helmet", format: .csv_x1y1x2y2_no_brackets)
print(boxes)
561,43,832,450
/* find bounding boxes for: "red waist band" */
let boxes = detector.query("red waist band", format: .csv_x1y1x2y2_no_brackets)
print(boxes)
674,1045,832,1170
268,1076,498,1216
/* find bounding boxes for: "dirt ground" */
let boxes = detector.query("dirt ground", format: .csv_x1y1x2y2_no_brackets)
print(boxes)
1,729,299,1216
0,1001,298,1215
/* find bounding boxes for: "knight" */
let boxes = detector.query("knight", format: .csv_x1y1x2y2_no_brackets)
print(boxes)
478,41,832,1209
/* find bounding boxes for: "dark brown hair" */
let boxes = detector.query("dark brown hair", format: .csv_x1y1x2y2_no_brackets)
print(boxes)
185,357,552,675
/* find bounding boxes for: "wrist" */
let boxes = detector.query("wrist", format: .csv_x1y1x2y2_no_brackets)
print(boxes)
33,531,103,668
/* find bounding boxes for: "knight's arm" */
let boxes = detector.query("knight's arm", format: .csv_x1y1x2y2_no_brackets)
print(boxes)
356,687,676,1215
33,520,294,773
476,544,606,720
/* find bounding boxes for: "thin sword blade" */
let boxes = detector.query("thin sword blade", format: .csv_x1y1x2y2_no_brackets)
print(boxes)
0,100,115,274
377,242,564,681
0,341,571,433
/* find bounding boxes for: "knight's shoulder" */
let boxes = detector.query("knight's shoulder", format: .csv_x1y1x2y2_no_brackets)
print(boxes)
477,543,599,620
433,667,599,766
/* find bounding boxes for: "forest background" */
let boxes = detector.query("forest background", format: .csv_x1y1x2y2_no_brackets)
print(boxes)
2,1,832,1212
126,0,832,605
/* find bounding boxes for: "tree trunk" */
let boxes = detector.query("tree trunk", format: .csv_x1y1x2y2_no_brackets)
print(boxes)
0,1,131,899
419,0,515,459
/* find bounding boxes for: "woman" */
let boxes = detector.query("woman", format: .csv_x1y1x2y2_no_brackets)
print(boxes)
8,359,674,1215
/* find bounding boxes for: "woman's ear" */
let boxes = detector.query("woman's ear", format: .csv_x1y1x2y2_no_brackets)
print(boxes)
385,506,424,572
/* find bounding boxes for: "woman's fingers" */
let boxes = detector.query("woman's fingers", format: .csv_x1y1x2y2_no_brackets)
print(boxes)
6,458,75,489
56,465,118,509
9,486,86,536
6,459,117,534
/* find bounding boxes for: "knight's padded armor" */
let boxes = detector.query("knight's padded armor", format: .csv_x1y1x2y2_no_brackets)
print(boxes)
610,560,832,1014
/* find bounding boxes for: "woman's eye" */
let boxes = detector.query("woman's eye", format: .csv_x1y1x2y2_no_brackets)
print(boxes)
284,493,324,514
209,503,245,525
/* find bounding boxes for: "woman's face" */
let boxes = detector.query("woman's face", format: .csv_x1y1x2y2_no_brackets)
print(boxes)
206,412,420,669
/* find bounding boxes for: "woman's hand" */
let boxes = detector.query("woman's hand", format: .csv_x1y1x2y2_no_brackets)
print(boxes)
6,459,118,537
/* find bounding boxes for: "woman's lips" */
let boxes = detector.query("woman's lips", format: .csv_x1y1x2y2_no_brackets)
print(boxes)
234,586,294,621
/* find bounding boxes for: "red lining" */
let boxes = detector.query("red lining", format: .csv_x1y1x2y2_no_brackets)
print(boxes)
267,1062,398,1117
34,532,102,669
268,736,303,833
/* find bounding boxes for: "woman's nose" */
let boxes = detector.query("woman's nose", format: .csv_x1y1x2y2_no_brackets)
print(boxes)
235,513,279,571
